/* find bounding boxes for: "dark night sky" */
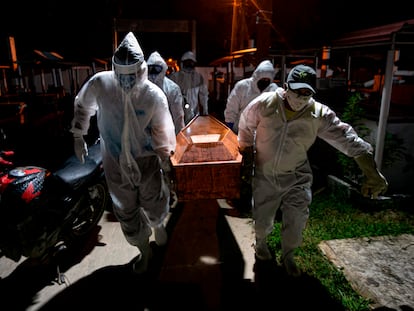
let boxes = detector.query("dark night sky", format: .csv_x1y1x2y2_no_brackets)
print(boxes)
1,0,413,66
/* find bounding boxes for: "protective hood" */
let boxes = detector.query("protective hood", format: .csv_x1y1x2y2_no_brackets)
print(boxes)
181,51,197,62
147,51,168,88
252,60,276,84
180,51,197,73
112,32,147,91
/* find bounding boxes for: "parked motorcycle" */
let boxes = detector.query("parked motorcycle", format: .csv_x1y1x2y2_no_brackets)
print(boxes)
0,134,110,264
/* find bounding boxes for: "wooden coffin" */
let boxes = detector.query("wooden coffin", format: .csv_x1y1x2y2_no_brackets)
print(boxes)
171,115,242,201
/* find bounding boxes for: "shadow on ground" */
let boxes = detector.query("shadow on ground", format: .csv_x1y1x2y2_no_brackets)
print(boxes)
34,249,346,311
0,206,347,311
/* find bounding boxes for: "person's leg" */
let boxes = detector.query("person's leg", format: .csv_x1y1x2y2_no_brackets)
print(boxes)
104,155,153,273
139,155,170,247
132,208,154,274
280,186,311,276
252,171,280,260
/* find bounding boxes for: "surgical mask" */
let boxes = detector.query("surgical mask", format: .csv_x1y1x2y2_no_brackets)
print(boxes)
148,65,163,84
257,78,271,92
182,60,195,71
117,74,137,92
285,89,312,111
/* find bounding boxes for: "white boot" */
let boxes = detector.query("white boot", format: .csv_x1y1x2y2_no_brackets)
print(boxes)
154,223,168,246
169,190,178,209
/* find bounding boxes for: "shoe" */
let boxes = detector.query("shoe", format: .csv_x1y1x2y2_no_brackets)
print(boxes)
154,224,168,246
169,190,178,208
133,244,152,274
283,256,301,277
255,239,272,261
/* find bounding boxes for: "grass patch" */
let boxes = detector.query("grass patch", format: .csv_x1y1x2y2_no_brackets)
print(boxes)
267,189,414,311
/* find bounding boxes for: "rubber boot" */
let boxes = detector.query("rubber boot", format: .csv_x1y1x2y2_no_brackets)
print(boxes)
255,238,272,261
282,251,301,277
133,241,152,274
154,223,168,246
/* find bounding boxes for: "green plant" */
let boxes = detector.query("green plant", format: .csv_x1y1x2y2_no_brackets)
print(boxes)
336,92,369,182
336,91,409,184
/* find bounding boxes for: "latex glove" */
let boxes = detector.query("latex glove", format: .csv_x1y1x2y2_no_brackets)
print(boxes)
74,135,88,164
160,156,172,173
225,122,234,130
354,152,388,199
240,146,254,184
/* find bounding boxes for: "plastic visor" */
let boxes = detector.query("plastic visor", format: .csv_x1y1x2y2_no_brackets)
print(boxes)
112,58,142,75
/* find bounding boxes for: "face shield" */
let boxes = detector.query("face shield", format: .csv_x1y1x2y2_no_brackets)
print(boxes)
113,60,142,92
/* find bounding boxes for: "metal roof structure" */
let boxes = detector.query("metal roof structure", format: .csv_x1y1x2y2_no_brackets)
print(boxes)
332,19,414,49
331,19,414,170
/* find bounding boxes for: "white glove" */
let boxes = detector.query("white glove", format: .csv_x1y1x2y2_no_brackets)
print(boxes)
74,135,88,164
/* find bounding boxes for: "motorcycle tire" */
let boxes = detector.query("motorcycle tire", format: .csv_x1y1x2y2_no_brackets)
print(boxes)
68,180,110,239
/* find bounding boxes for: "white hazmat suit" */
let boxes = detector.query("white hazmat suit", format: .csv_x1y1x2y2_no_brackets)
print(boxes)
71,32,176,273
168,51,209,124
147,51,185,135
238,65,387,276
224,59,278,133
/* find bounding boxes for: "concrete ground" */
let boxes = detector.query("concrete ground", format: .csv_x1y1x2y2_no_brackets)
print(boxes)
0,199,412,310
319,234,414,310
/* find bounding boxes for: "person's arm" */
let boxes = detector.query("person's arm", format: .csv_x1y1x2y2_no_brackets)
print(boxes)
168,81,185,134
70,78,98,163
238,98,261,184
224,82,243,129
239,145,254,184
198,73,209,115
317,103,388,198
151,93,177,161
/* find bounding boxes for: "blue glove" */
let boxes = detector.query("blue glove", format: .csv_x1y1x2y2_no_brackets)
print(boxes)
225,122,234,130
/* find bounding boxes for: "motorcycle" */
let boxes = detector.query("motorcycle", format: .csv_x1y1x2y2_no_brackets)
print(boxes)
0,132,110,265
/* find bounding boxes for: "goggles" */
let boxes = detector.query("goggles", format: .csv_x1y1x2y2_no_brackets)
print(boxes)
148,65,163,74
289,86,314,97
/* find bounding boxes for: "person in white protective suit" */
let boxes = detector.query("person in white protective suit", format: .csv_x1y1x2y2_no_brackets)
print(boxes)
238,64,388,277
224,60,278,214
224,59,278,134
147,51,185,135
168,51,209,124
70,32,176,274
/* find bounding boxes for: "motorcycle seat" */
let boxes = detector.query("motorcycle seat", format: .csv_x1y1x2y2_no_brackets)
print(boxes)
54,143,102,189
